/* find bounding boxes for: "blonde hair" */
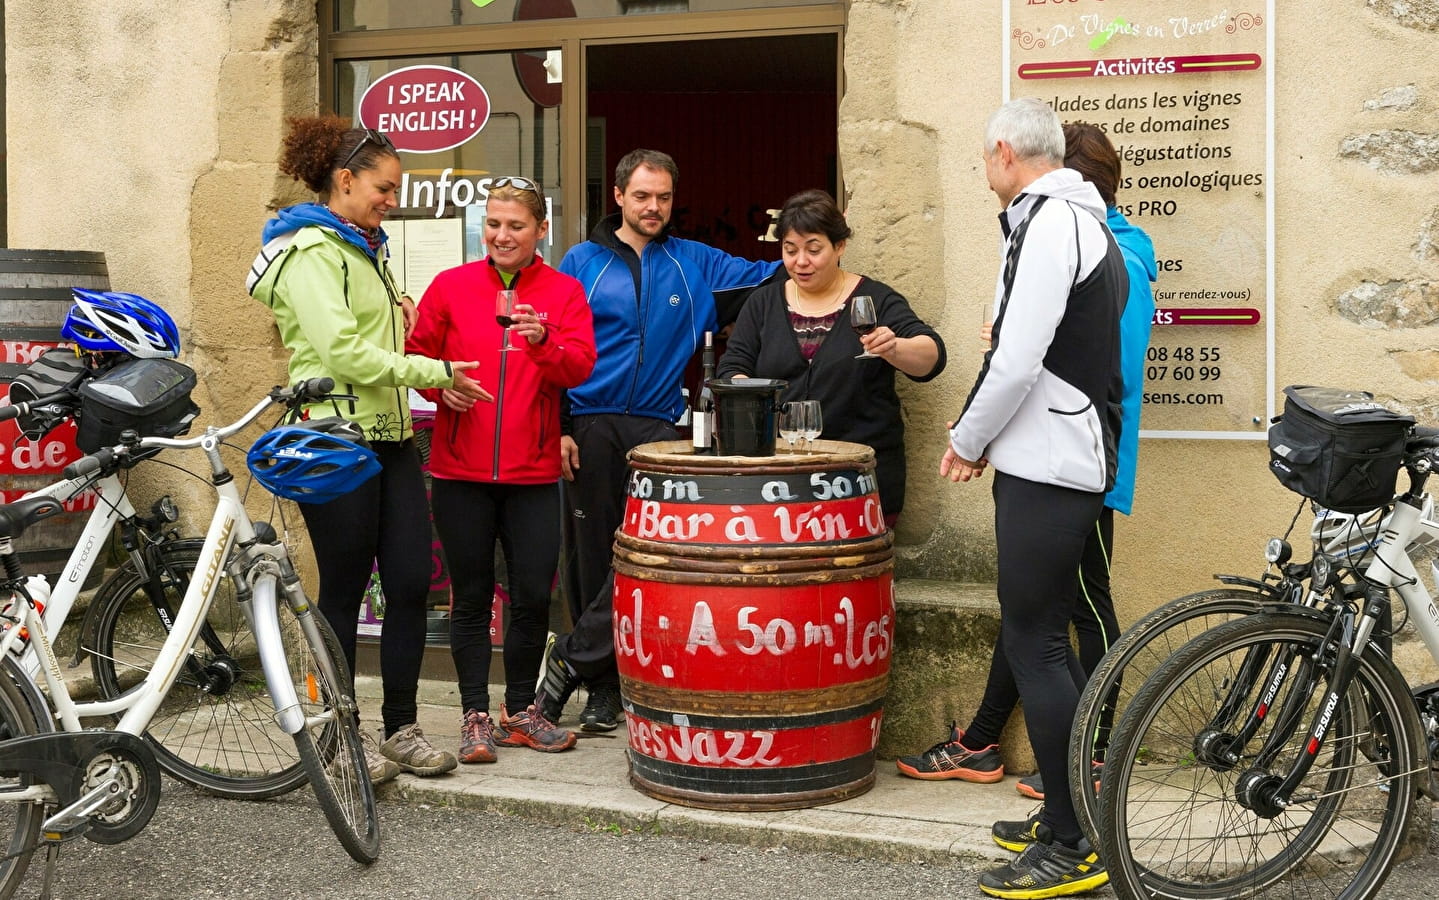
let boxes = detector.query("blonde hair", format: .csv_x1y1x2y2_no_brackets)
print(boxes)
487,182,546,223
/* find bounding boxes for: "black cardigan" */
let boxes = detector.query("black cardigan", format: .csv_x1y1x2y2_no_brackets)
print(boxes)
717,275,946,515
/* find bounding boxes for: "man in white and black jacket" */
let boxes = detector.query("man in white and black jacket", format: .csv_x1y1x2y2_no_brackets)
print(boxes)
941,98,1127,898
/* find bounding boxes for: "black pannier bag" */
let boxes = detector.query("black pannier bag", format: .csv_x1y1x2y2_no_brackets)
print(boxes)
6,348,92,441
1267,385,1414,513
75,357,200,453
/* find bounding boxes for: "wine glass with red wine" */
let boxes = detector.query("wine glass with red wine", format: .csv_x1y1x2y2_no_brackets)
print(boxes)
851,295,879,359
496,290,518,352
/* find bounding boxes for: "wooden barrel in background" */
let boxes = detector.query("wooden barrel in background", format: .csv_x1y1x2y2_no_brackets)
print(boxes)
613,440,894,811
0,249,109,581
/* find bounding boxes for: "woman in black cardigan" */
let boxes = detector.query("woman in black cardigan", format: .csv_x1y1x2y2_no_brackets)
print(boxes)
717,189,946,525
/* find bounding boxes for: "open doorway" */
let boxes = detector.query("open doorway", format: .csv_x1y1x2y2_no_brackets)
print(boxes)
584,33,839,266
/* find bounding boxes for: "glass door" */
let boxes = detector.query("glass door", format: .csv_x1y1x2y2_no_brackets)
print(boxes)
334,50,564,301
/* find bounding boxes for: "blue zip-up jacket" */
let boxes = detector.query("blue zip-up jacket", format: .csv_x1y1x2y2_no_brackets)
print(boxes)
560,214,780,423
1106,207,1157,516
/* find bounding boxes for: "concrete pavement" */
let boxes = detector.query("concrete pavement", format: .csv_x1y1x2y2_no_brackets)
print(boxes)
357,675,1037,866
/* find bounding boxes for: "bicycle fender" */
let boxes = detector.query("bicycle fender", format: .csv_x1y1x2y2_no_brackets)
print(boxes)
1212,574,1282,598
74,537,207,666
250,574,306,734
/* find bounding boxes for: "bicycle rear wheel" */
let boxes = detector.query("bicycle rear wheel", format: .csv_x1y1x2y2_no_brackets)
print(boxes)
1069,587,1270,844
1098,611,1419,899
287,604,380,864
86,540,306,799
0,659,45,899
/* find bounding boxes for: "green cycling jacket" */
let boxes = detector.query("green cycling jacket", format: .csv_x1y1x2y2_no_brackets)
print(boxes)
249,225,454,442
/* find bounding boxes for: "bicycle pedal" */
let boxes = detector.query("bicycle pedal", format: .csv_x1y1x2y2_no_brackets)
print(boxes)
40,819,88,844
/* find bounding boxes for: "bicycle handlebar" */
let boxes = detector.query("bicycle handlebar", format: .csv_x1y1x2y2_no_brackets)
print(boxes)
0,389,80,423
61,377,349,480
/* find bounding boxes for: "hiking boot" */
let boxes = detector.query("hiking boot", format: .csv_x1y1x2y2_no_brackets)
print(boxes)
978,833,1108,898
496,703,577,752
360,729,401,785
458,709,505,764
537,634,580,723
895,724,1004,783
380,723,457,776
992,812,1047,852
1016,762,1103,802
579,683,623,733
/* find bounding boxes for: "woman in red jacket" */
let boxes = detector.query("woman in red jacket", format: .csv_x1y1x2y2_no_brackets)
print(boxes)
407,177,596,763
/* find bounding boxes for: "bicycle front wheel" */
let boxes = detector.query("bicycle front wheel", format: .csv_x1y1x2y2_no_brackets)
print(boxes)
0,658,45,899
86,540,307,799
1098,610,1419,899
1069,587,1270,845
287,605,380,864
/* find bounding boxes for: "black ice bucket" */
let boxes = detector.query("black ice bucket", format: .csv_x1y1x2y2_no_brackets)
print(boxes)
708,377,787,457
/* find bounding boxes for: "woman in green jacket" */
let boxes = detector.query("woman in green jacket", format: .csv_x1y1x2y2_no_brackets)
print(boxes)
249,114,490,783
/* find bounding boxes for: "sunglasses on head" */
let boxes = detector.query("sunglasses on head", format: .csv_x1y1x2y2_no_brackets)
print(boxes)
339,128,396,172
491,175,542,196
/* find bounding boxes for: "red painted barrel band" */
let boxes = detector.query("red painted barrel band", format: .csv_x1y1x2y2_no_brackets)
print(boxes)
613,574,895,690
627,708,881,770
626,694,883,733
627,467,876,506
623,495,885,546
629,749,876,796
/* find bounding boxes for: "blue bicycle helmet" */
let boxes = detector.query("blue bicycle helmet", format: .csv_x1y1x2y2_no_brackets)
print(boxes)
246,417,380,504
62,288,182,358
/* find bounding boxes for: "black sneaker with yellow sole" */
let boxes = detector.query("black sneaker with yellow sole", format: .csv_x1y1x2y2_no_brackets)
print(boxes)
992,812,1045,853
979,834,1108,899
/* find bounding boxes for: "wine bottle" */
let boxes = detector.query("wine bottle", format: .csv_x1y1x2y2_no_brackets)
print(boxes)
692,331,716,454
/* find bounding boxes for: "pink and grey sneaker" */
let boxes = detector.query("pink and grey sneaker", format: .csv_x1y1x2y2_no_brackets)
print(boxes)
458,709,506,764
495,702,577,752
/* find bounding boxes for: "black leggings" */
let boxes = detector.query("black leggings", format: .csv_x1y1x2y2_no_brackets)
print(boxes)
966,471,1105,847
298,440,431,738
967,506,1122,751
431,478,560,715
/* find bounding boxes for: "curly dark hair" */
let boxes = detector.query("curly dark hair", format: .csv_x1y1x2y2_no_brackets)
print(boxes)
279,114,398,195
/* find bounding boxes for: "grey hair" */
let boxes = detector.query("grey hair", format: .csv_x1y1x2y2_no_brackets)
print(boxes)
984,98,1065,165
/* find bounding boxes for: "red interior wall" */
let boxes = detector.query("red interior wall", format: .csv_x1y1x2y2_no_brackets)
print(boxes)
588,90,836,263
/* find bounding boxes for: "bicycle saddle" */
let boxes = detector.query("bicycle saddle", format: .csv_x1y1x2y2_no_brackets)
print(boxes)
0,496,64,541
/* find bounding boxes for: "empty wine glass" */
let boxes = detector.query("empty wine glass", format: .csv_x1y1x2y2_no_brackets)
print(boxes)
799,400,823,453
778,402,802,454
496,290,518,352
851,296,879,359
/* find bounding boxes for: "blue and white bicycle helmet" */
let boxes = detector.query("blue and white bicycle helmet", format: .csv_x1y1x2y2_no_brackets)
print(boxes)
62,288,182,358
246,417,381,504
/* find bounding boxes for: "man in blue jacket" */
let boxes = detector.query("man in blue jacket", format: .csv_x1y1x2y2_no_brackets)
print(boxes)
540,149,779,732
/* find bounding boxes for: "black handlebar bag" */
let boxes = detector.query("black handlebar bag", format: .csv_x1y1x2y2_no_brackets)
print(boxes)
1267,386,1414,513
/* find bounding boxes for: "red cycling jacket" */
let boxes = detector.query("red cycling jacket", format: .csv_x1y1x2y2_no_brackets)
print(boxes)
407,255,596,484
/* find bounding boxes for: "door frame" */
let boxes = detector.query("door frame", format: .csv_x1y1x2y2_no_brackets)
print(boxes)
318,2,845,248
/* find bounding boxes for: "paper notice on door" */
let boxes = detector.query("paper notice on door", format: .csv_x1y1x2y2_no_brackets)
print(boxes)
396,217,464,301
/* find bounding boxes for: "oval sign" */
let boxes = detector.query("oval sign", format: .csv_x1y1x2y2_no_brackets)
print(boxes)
357,65,490,154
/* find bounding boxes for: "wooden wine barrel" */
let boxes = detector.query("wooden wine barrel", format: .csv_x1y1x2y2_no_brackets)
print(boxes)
0,250,110,581
613,439,894,811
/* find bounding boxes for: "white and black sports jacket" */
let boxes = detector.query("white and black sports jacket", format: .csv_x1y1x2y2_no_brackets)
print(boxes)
950,168,1128,493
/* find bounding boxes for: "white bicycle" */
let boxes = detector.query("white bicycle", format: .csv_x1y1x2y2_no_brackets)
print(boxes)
0,378,378,897
0,381,312,800
1095,427,1439,898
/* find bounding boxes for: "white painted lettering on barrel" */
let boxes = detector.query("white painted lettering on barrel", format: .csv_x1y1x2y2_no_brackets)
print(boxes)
629,720,780,767
684,601,727,656
615,587,653,667
662,478,702,501
773,504,854,543
736,607,798,656
635,500,715,540
760,479,797,502
723,508,761,542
